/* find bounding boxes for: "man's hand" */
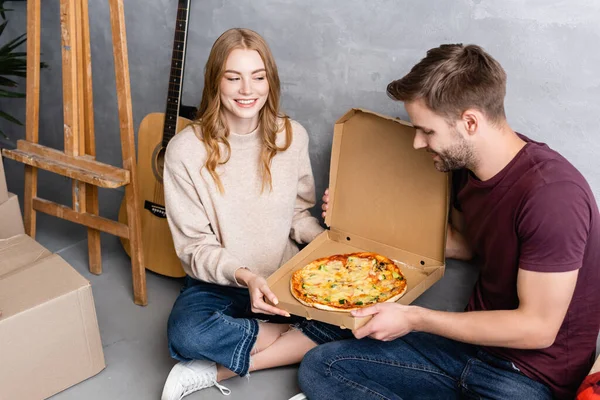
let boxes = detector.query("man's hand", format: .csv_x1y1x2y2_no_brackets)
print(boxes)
351,303,421,341
235,268,290,317
321,188,329,219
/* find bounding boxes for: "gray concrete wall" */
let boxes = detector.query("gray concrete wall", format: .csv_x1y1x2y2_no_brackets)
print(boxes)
1,0,599,212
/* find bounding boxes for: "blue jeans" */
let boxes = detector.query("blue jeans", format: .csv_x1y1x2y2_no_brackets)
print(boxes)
298,332,552,400
167,277,354,376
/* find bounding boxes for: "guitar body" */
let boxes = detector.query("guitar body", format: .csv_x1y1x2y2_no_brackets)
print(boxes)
118,113,192,277
120,0,194,278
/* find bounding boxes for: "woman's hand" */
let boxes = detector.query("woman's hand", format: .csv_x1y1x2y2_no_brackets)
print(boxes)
236,268,290,317
321,188,329,219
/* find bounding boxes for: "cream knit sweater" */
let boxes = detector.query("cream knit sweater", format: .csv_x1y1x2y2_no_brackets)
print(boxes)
163,119,324,286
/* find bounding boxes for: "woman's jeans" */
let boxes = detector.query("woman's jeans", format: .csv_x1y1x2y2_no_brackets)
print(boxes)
167,277,354,376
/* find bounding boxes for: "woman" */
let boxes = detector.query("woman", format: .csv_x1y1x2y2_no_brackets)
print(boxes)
161,28,351,400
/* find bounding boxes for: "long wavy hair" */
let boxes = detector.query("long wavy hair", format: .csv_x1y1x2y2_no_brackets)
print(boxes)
193,28,292,193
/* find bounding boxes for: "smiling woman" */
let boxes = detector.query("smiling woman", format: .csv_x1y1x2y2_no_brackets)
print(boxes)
159,28,353,400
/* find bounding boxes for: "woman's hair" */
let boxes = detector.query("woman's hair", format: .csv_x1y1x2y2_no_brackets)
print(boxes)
387,44,507,125
193,28,292,193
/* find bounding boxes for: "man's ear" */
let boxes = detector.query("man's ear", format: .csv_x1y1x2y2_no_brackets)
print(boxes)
461,108,481,136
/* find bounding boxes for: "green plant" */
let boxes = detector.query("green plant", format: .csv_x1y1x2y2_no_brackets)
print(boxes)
0,0,21,20
0,0,45,141
0,20,26,140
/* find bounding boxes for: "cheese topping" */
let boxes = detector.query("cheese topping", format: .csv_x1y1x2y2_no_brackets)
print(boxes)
296,253,405,307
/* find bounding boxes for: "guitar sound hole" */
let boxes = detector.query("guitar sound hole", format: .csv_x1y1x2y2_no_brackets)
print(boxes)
152,145,167,183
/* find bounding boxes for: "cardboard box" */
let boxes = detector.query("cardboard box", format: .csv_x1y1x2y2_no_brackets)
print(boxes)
268,109,449,329
0,239,105,400
0,192,25,239
0,234,51,276
0,153,7,204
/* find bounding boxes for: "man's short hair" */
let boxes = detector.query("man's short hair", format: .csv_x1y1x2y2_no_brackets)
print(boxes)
387,44,507,124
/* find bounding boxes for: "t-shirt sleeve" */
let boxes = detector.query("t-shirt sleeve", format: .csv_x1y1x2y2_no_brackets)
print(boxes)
517,181,591,272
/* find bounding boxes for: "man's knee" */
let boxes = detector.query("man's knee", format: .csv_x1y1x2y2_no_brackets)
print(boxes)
299,347,325,391
299,342,343,390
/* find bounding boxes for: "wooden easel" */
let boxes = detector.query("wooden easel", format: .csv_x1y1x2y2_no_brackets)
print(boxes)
2,0,147,305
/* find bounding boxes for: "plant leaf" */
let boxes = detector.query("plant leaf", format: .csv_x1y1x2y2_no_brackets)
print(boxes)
0,110,23,125
0,88,25,98
0,33,26,55
0,76,17,87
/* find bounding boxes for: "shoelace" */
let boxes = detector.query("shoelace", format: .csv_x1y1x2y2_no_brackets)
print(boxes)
214,381,231,396
182,371,231,396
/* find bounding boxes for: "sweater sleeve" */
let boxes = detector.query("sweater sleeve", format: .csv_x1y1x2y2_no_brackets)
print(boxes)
163,149,245,287
289,124,325,244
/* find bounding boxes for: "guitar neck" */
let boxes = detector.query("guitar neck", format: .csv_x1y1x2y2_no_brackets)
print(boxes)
162,0,191,148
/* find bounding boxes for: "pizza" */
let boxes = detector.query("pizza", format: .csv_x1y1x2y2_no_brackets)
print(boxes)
290,252,407,312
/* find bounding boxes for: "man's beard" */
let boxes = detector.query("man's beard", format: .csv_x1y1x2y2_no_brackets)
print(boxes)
430,131,476,172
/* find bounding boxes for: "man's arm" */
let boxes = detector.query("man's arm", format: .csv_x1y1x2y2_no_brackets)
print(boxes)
414,267,577,348
446,207,473,260
353,267,578,349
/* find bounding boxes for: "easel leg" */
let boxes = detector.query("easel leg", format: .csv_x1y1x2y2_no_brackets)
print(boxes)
109,0,147,305
86,185,102,274
23,166,37,238
24,0,42,238
125,183,147,305
78,0,102,274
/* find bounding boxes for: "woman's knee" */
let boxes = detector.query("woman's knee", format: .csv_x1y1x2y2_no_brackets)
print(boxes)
167,310,220,358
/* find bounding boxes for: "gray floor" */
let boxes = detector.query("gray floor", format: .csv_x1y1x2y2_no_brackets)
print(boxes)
10,185,598,400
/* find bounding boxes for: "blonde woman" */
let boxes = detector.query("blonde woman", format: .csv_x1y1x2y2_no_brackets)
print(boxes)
161,28,351,400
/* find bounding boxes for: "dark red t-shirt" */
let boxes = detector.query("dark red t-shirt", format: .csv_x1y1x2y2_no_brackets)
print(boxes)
453,135,600,399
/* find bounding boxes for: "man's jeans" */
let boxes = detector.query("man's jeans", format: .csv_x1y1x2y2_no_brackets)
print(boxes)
299,331,552,400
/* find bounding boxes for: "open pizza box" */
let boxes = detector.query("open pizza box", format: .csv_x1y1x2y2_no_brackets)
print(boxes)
267,108,449,330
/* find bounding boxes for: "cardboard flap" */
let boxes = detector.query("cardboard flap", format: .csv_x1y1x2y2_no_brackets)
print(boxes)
0,254,90,319
326,109,448,263
0,234,52,277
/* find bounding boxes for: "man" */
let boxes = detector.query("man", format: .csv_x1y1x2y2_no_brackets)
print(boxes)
298,44,600,399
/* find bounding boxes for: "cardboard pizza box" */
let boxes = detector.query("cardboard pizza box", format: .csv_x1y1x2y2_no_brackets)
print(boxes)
267,108,449,330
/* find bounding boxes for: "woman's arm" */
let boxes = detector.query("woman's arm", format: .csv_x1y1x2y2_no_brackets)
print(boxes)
163,151,246,286
289,124,325,244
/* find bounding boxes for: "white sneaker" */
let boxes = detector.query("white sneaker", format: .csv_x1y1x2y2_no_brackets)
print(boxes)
288,394,307,400
161,360,231,399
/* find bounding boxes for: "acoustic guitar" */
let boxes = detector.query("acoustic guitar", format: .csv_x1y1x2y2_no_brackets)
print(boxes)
119,0,193,277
